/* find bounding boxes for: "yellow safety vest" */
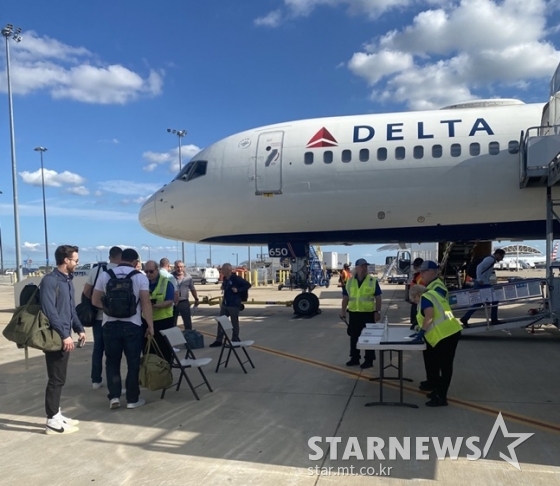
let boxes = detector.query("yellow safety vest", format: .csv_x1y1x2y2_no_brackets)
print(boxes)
426,278,449,301
345,275,378,312
416,290,462,347
150,275,173,321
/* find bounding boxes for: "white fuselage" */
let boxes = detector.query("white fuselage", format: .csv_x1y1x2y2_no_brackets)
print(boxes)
140,102,557,244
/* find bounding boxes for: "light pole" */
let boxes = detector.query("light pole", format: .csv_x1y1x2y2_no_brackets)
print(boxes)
209,245,212,266
142,244,151,261
0,190,4,275
232,252,238,267
2,24,23,282
34,147,49,271
167,128,187,263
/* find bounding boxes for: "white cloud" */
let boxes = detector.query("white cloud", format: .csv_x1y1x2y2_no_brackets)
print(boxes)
0,31,164,105
20,168,85,187
65,185,90,196
143,163,158,172
142,144,202,173
254,10,284,27
0,202,137,222
23,242,41,251
345,0,560,109
120,197,148,205
255,0,412,26
94,190,103,197
100,180,163,196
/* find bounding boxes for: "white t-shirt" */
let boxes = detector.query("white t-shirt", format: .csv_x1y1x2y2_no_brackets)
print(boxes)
94,265,149,326
87,262,118,321
159,268,177,292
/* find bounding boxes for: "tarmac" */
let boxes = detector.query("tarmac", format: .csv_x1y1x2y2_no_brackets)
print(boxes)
1,273,560,485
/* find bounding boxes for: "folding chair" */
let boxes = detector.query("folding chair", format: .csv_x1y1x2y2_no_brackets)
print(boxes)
213,316,255,374
159,327,213,400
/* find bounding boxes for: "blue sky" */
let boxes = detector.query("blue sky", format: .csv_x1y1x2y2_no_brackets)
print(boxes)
0,0,559,268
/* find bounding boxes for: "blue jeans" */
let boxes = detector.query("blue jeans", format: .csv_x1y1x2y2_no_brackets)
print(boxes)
91,320,104,384
103,321,144,403
462,283,498,323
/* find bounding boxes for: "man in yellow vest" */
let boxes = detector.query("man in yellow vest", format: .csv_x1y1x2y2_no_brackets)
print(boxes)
409,283,462,407
417,260,449,394
340,258,382,369
144,260,176,362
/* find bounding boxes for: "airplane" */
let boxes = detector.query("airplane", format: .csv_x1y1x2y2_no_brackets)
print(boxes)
140,65,560,315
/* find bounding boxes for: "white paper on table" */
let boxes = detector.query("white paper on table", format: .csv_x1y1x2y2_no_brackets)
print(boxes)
361,329,384,337
365,323,384,329
358,336,381,345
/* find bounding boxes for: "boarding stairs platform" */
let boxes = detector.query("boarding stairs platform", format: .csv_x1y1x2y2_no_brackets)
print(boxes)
520,71,560,188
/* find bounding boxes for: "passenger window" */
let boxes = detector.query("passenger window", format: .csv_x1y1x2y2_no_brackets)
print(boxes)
377,147,387,161
304,152,314,165
342,149,352,163
413,146,423,159
395,147,405,160
489,141,500,155
359,149,369,162
469,143,480,156
432,145,442,158
323,151,333,164
508,140,519,154
451,143,461,157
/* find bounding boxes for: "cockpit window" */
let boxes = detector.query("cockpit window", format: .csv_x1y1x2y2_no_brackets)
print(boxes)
175,160,208,181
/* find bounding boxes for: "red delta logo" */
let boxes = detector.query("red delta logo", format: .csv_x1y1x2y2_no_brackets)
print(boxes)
306,127,338,148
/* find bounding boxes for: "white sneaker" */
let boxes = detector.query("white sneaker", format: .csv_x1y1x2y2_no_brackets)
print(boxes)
109,398,121,410
54,410,79,427
45,418,79,435
126,397,146,409
92,382,103,390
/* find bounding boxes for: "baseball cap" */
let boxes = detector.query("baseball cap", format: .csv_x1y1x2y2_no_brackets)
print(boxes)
355,258,370,266
419,260,439,271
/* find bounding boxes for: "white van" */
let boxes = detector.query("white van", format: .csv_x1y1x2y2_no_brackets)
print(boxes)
186,267,220,285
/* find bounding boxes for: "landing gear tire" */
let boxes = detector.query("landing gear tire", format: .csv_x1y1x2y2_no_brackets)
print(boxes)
293,293,319,316
278,284,284,291
201,279,206,285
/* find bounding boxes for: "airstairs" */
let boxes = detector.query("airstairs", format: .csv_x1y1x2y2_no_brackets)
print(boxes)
517,61,560,326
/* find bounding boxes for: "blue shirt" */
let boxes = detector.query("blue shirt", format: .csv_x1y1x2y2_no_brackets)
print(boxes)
149,277,175,301
342,277,382,297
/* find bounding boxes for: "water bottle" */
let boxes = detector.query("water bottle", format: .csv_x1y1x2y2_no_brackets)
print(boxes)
383,315,389,340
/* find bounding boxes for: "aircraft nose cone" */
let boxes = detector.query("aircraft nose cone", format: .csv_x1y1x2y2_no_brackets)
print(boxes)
139,194,160,236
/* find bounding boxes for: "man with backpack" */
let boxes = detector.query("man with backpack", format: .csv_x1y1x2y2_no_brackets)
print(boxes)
209,263,252,346
40,245,85,435
461,249,506,326
92,248,154,410
82,246,122,390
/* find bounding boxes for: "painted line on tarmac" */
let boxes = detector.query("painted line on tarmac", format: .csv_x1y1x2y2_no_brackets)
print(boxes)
198,330,560,434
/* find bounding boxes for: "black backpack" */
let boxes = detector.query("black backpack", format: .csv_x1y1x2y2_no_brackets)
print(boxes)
76,264,106,327
102,269,141,318
466,256,495,279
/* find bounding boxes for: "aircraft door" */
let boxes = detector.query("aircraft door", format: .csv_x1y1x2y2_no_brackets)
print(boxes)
255,131,283,195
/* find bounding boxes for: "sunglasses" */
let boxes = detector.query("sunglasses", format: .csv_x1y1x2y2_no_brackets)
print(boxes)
146,270,157,274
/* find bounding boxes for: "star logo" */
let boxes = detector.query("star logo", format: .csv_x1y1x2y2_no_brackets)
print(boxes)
482,413,534,470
